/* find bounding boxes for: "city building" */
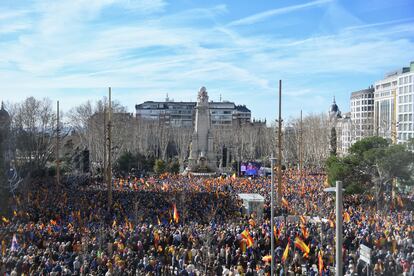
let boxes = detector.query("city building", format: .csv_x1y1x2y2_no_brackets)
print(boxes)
135,90,252,127
328,99,354,156
374,61,414,143
350,86,374,141
374,71,399,141
336,112,353,156
396,63,414,142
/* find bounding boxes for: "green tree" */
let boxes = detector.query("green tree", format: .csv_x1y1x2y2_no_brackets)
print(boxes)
326,136,414,208
153,159,166,175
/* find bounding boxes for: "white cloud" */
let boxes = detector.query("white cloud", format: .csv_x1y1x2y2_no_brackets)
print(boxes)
228,0,332,26
0,0,413,120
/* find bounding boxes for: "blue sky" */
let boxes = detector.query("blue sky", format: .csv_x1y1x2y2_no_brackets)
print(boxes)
0,0,413,121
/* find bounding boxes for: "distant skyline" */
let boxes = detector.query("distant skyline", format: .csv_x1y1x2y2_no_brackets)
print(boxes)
0,0,413,121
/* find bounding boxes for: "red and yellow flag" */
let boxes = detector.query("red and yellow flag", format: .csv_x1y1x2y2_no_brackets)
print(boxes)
173,204,179,224
281,197,289,209
300,215,306,225
344,212,351,223
241,229,254,248
281,243,290,263
301,225,309,239
318,250,324,273
294,237,310,257
1,217,9,224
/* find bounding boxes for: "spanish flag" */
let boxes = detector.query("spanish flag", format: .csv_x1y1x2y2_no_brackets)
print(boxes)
232,173,237,179
281,197,289,209
300,215,306,225
273,225,278,239
294,237,310,257
2,217,9,224
328,219,334,228
301,225,309,239
157,216,161,225
112,219,117,228
241,229,254,248
343,212,351,223
173,204,179,224
281,243,289,263
318,250,324,273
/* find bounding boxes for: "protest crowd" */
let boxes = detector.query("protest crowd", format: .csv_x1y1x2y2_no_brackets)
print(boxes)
0,169,413,275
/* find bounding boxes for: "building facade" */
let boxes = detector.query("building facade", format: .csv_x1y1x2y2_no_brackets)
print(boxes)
337,112,353,156
135,90,252,127
396,66,414,142
374,71,399,141
350,86,374,142
374,62,414,143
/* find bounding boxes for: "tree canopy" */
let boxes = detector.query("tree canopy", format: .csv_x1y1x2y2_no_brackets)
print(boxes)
326,137,414,201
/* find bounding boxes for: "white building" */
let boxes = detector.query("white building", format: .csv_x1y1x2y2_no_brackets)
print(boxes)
350,86,374,141
337,112,353,156
374,62,414,143
397,65,414,142
374,71,399,140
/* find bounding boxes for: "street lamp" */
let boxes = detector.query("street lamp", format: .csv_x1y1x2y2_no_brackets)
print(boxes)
324,181,344,276
270,156,277,276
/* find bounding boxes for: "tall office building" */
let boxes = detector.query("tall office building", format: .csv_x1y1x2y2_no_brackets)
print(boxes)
374,71,399,140
396,63,414,142
374,62,414,143
350,86,374,141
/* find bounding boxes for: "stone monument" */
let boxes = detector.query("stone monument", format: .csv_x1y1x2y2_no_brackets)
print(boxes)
185,87,217,175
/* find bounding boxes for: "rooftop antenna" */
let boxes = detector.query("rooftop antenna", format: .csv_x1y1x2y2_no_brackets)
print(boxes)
166,93,170,102
219,94,222,102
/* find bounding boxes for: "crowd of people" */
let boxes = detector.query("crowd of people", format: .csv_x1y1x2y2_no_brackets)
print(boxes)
0,169,413,275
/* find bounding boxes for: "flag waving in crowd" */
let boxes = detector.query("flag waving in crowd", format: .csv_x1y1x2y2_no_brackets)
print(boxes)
294,237,310,257
173,203,179,224
241,229,254,248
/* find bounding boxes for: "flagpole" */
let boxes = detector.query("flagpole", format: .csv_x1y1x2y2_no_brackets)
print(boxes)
107,87,112,210
270,156,276,275
56,100,60,186
277,80,283,207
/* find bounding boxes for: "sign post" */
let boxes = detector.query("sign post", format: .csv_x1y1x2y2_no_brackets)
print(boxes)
360,244,371,275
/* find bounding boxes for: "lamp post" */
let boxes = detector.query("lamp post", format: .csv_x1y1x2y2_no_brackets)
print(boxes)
270,156,276,276
324,181,343,276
